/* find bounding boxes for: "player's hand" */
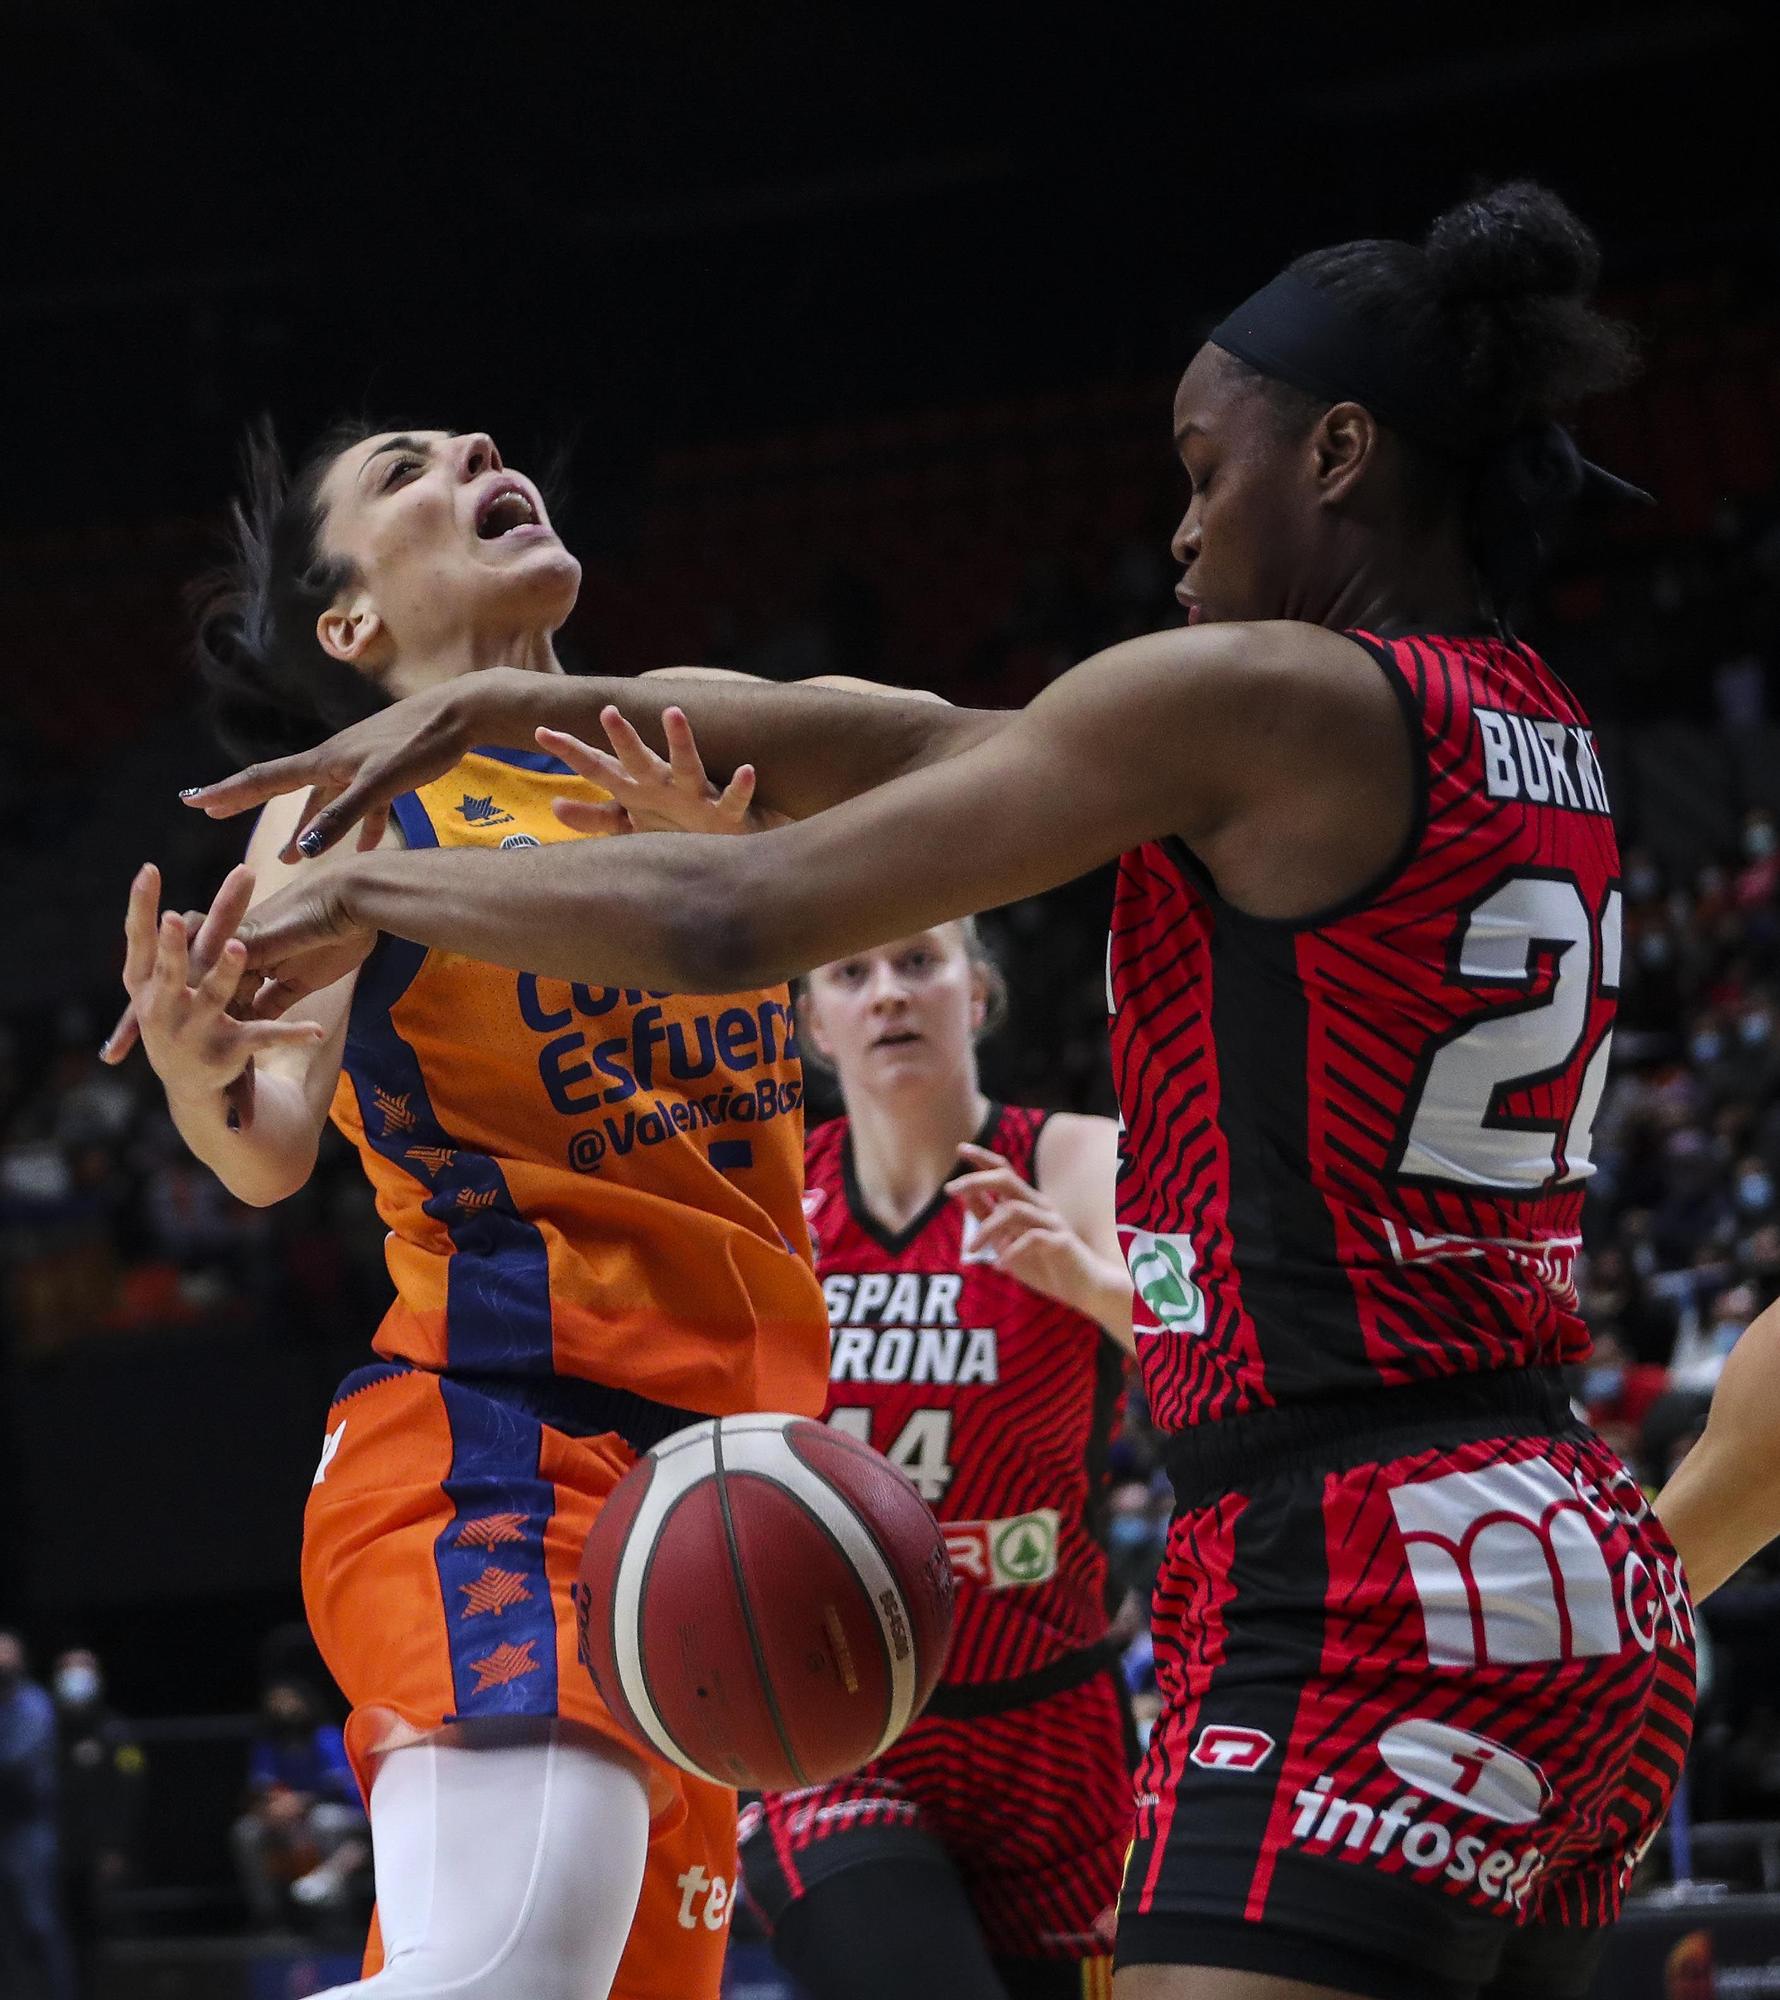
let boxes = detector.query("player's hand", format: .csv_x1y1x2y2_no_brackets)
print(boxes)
121,864,326,1101
233,871,380,1018
102,861,261,1067
174,675,504,859
539,706,786,837
945,1141,1100,1315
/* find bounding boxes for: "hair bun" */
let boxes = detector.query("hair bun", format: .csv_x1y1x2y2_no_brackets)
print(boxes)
1424,180,1600,307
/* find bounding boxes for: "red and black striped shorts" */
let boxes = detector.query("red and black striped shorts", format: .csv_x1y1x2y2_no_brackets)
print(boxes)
741,1661,1132,1967
1119,1401,1697,2000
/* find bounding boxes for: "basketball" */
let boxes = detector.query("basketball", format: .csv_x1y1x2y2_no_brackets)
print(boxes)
575,1412,956,1790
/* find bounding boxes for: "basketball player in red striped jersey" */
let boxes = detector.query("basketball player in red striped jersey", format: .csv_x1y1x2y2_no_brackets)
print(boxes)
737,921,1132,2000
196,181,1699,1999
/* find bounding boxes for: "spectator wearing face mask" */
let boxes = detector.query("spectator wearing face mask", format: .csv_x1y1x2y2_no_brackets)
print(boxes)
51,1650,143,1996
230,1679,367,1934
0,1630,75,2000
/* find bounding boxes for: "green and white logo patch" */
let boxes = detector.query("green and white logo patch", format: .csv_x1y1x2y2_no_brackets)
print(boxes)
990,1509,1060,1588
1126,1229,1207,1335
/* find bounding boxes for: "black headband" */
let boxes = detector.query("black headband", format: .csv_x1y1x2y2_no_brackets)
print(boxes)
1208,269,1651,508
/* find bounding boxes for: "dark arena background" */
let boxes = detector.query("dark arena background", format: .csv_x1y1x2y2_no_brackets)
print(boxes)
4,5,1780,1996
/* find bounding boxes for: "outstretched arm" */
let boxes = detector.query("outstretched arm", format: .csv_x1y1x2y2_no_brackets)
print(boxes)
231,622,1411,1012
183,667,1001,859
1656,1300,1780,1602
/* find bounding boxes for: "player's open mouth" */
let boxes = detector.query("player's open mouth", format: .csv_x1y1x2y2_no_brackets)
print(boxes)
475,481,544,540
874,1032,922,1049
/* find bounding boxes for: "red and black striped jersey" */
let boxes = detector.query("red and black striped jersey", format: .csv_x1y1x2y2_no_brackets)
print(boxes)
803,1104,1126,1688
1109,629,1618,1435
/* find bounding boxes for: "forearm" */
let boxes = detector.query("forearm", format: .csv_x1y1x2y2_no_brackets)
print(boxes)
344,839,743,990
1656,1300,1780,1601
1655,1446,1779,1605
162,1072,325,1208
472,671,1004,819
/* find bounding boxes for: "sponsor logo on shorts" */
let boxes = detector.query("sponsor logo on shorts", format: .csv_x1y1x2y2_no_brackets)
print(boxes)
1288,1775,1545,1910
1189,1724,1276,1772
1389,1456,1692,1668
675,1866,732,1933
1123,1229,1207,1336
1376,1720,1549,1824
945,1509,1061,1590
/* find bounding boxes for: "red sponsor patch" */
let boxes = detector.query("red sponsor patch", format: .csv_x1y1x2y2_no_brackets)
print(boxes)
1190,1724,1275,1772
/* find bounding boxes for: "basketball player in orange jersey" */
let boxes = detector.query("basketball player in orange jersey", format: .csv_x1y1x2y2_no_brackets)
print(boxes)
102,421,930,2000
731,917,1134,2000
197,184,1711,1998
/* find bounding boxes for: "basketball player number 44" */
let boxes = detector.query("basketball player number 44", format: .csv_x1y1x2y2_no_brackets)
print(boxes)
827,1406,955,1504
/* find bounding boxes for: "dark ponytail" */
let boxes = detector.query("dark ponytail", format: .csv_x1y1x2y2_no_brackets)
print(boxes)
191,417,393,764
1284,181,1641,614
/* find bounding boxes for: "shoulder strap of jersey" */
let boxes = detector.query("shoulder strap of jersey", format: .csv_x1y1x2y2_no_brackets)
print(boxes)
989,1102,1049,1182
390,789,439,850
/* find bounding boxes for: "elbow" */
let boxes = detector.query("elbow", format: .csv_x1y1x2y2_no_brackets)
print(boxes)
230,1150,317,1210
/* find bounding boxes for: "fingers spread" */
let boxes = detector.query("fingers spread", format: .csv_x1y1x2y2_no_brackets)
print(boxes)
193,865,256,972
99,1000,140,1065
554,798,632,835
122,864,162,993
599,706,669,783
151,912,190,997
237,1017,329,1051
184,755,317,818
198,938,249,1011
966,1199,1052,1251
991,1226,1063,1270
286,782,346,861
661,707,709,787
537,731,634,806
946,1163,1030,1202
717,765,758,819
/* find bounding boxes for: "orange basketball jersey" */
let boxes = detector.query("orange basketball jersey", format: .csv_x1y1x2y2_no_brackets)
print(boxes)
328,744,827,1429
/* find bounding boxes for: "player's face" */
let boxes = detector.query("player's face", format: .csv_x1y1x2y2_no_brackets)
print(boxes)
805,927,987,1096
314,430,581,676
1169,347,1324,625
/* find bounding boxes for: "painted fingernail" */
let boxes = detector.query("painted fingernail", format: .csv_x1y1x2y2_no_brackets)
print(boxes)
97,1038,111,1060
226,1106,241,1132
296,828,325,858
178,787,203,800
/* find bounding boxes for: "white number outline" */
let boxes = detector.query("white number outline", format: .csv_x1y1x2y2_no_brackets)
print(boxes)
1391,868,1621,1198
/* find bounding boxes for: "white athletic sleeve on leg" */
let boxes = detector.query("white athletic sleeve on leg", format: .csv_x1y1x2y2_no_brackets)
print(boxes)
315,1728,650,2000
